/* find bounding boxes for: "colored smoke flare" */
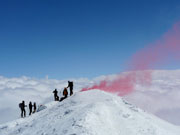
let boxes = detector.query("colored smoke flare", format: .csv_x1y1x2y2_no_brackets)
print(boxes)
81,71,152,96
81,72,136,96
81,22,180,96
129,22,180,70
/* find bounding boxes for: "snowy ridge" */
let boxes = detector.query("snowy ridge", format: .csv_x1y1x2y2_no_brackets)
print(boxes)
1,70,180,125
0,90,179,135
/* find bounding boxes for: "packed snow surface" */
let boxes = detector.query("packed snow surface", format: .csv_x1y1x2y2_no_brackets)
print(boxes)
0,90,179,135
1,70,180,125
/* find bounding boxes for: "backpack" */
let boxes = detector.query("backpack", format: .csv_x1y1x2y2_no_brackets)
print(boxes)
19,103,22,108
63,88,68,96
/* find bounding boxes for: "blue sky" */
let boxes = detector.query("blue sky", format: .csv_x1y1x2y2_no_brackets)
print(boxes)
0,0,180,79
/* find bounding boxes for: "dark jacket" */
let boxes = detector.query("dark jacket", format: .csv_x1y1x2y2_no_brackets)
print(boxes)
67,81,73,88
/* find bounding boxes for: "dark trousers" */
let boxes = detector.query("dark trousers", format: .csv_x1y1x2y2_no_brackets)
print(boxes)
29,109,32,115
54,95,58,101
21,109,26,118
70,87,73,96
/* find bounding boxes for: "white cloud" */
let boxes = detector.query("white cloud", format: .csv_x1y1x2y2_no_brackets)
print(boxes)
0,70,180,125
0,76,91,124
125,70,180,125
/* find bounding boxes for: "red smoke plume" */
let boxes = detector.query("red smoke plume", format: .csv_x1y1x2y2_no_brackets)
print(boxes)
81,22,180,96
130,22,180,70
81,73,136,96
81,71,152,96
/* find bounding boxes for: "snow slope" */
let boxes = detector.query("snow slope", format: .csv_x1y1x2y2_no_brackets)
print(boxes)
0,76,91,124
0,90,179,135
0,70,180,125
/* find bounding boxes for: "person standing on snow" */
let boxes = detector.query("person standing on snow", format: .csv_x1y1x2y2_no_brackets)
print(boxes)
33,102,36,113
19,101,27,118
29,102,33,115
67,81,73,96
53,89,58,101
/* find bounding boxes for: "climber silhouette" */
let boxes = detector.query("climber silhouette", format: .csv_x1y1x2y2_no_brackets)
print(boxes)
33,102,36,113
29,101,33,115
19,101,27,118
67,81,73,96
60,87,68,102
53,89,58,101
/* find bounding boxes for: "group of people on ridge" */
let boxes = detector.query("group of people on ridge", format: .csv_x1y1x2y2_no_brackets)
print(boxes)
53,81,74,102
19,101,36,118
19,81,73,118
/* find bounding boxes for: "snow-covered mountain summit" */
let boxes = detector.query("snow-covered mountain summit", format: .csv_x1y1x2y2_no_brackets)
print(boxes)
0,90,179,135
1,70,180,125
